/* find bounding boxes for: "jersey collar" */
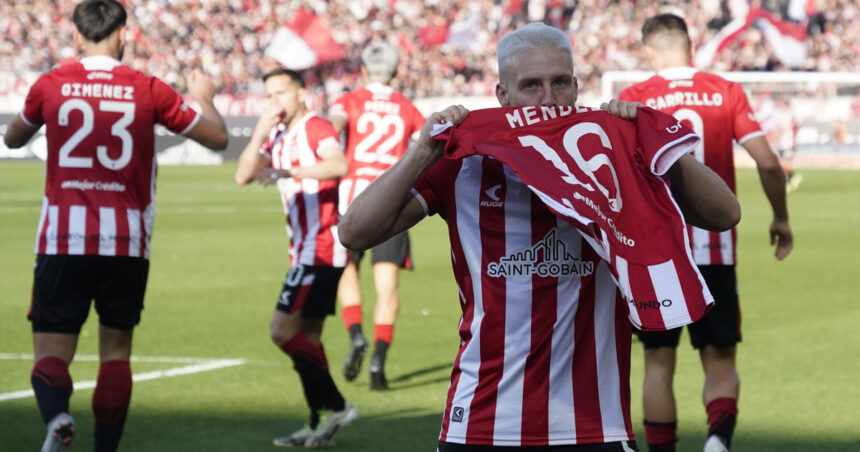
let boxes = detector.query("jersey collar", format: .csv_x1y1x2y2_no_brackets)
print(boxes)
657,66,698,80
80,55,122,71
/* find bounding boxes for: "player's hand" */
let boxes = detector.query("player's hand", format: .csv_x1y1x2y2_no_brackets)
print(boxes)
187,70,216,102
770,220,793,260
600,99,643,120
254,104,286,137
415,104,470,162
255,167,290,187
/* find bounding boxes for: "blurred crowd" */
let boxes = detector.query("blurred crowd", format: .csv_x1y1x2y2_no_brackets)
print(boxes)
2,0,859,105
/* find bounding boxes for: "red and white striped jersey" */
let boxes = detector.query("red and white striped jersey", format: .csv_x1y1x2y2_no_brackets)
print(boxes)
21,55,200,259
260,113,347,267
412,156,634,446
329,83,425,214
619,67,765,265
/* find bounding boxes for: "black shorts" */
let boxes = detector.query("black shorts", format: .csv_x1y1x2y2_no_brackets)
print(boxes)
437,441,639,452
635,265,740,349
348,231,412,269
275,264,344,318
29,254,149,334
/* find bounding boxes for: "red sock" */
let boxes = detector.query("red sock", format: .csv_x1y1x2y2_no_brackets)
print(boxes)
706,397,738,433
92,360,132,425
280,332,329,371
643,420,677,451
341,305,362,331
31,357,73,423
374,324,394,344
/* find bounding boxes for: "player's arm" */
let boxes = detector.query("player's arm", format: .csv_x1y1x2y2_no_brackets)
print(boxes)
235,105,281,185
742,135,792,259
3,114,40,149
666,154,741,232
339,105,469,251
184,71,228,150
257,145,348,186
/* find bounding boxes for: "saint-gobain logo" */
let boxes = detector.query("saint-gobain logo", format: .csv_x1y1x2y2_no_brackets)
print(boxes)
486,229,594,278
452,407,465,422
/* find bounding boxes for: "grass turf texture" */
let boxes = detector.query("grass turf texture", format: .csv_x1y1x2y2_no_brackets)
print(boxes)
0,162,857,451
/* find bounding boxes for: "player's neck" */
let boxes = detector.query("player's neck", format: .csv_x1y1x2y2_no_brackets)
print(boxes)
284,109,310,132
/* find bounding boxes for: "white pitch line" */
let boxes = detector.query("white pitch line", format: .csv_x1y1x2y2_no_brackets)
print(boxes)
0,356,245,402
0,353,221,364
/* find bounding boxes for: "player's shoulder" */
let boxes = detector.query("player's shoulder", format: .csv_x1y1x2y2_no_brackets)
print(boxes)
305,114,338,132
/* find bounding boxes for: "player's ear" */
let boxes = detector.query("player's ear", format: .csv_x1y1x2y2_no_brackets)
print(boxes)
496,83,510,107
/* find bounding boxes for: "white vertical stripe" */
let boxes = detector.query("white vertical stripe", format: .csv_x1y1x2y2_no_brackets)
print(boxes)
33,197,49,253
615,256,640,328
594,262,625,440
446,156,484,441
99,207,116,256
67,205,86,255
127,209,141,257
493,167,530,442
547,221,580,443
648,260,692,328
45,205,58,254
692,226,711,265
719,229,733,264
330,225,348,267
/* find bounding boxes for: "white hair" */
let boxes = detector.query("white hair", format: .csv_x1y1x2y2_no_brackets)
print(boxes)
497,22,573,70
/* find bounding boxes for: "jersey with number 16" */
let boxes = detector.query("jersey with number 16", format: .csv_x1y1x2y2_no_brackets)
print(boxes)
21,55,200,259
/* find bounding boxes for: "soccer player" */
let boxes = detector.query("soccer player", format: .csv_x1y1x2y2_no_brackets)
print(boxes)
2,1,228,451
234,68,356,448
618,13,794,452
328,41,426,390
339,22,740,451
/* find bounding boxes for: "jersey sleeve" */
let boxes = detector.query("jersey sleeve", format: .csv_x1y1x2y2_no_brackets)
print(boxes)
407,102,426,140
635,107,701,175
412,158,457,218
306,117,343,158
20,75,50,127
728,82,765,144
150,77,200,135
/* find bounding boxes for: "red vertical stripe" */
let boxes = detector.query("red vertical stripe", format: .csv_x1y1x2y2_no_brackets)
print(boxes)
56,208,69,255
466,158,507,442
83,207,99,255
115,208,129,256
314,185,338,265
572,276,603,438
294,192,308,264
292,278,313,313
520,198,557,444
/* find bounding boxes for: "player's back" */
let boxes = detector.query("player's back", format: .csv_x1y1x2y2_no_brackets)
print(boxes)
330,83,424,178
23,56,199,257
619,67,764,192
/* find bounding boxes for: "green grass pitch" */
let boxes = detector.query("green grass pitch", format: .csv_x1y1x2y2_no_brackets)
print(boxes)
0,162,857,451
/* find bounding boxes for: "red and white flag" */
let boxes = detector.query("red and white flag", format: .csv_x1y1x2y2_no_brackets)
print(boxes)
265,9,345,70
695,7,808,68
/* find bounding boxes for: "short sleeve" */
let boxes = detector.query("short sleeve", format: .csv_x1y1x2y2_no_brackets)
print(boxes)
728,82,765,144
151,77,200,135
412,158,460,219
635,108,701,175
21,75,49,127
306,117,342,157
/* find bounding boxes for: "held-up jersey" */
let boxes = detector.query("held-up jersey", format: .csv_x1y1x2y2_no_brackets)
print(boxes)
21,55,200,259
432,106,713,332
619,67,765,265
412,140,634,445
329,83,425,214
260,113,347,268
